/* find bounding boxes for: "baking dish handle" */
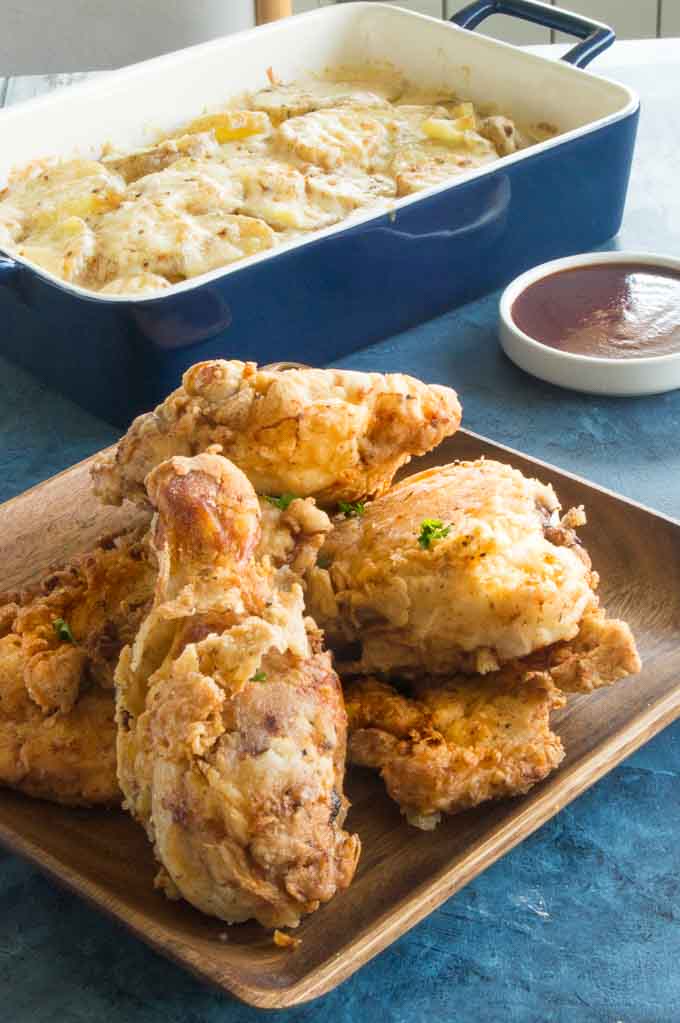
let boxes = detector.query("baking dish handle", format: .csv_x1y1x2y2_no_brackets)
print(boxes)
449,0,615,68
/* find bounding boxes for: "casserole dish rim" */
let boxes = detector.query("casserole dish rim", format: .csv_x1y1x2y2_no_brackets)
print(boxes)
0,1,639,304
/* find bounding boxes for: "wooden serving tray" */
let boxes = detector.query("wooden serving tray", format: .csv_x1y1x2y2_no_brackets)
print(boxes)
0,430,678,1009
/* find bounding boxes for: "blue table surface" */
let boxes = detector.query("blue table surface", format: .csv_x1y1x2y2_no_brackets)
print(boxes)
1,58,680,1023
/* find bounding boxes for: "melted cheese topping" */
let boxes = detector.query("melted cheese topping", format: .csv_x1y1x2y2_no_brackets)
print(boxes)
0,74,555,296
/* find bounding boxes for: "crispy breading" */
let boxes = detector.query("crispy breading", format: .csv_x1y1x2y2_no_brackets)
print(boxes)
91,360,462,509
0,490,330,809
0,662,118,807
0,526,155,805
345,671,565,830
257,492,332,576
307,459,607,678
529,606,641,693
116,453,359,928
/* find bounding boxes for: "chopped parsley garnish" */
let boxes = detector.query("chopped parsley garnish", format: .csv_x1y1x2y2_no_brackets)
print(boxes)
251,670,267,682
338,500,365,519
52,618,74,643
316,553,331,570
418,519,451,550
265,493,297,511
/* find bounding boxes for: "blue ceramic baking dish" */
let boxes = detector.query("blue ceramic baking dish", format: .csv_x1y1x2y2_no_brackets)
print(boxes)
0,0,638,426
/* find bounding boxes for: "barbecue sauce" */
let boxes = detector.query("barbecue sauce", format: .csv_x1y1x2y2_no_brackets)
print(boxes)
512,263,680,359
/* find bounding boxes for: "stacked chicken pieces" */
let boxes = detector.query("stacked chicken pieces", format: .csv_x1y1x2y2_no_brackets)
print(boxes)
0,360,639,929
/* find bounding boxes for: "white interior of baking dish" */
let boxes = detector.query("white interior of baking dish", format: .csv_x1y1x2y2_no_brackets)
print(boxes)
0,2,638,301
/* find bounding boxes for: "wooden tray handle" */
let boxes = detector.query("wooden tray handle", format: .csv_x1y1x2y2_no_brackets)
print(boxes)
256,0,293,24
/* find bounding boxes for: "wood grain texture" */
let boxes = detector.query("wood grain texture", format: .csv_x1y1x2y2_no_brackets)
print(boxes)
256,0,293,24
0,431,677,1008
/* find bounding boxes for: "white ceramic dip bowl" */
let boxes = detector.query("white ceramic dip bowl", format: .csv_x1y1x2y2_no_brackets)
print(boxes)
499,251,680,396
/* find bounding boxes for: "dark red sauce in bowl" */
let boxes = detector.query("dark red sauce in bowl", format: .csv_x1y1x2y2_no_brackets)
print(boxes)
511,262,680,360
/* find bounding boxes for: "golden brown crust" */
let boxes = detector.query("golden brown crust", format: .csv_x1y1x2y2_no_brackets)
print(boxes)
0,525,155,806
0,659,118,806
117,453,359,928
0,484,330,811
91,360,461,509
529,607,642,693
345,670,565,829
257,495,332,576
308,459,599,679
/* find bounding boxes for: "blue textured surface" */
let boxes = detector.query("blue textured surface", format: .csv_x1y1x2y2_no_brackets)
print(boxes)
1,59,679,1022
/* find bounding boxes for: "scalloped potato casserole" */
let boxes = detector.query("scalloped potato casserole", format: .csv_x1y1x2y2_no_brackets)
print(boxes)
0,72,556,296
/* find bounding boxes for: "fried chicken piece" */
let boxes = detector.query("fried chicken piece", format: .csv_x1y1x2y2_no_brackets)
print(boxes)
257,491,332,575
0,661,118,807
0,526,155,805
91,360,462,509
345,671,565,830
0,487,329,810
116,452,359,928
308,459,639,684
528,606,641,693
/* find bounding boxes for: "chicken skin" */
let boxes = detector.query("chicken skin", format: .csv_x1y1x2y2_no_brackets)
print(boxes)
0,470,331,810
345,671,565,830
307,459,640,684
116,452,359,928
0,526,156,805
523,605,641,694
91,360,462,509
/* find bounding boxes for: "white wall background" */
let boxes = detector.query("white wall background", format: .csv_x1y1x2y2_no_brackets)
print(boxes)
1,0,676,74
294,0,680,44
0,0,257,73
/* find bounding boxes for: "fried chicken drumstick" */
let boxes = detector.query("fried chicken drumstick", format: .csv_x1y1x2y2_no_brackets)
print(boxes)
116,452,359,927
91,360,462,509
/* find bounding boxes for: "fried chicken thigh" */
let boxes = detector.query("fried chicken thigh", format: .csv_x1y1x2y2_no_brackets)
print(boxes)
345,671,565,830
116,452,359,928
308,459,640,685
91,360,462,509
0,527,156,805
